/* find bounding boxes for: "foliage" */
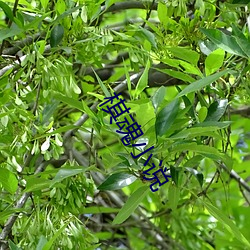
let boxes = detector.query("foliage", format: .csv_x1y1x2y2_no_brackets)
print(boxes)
1,0,250,249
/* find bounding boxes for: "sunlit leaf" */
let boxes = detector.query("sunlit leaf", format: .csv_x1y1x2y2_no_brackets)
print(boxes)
205,49,225,75
168,47,200,65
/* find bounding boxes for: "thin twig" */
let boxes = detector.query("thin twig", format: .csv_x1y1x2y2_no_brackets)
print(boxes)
32,80,42,115
141,0,156,28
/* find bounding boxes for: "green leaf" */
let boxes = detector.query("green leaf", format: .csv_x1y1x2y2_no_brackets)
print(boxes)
134,59,150,98
151,86,166,111
184,155,204,168
205,99,228,122
80,206,120,214
170,166,181,186
53,92,84,112
156,68,195,83
234,36,250,58
98,172,137,191
41,101,60,125
231,24,247,41
50,24,64,47
0,168,18,194
176,69,231,98
198,106,208,122
93,70,111,97
193,121,231,129
36,235,48,250
170,126,220,139
205,49,225,75
51,166,86,186
168,47,200,65
0,26,23,42
112,185,149,224
155,99,179,137
157,1,168,24
178,61,203,76
9,241,21,250
168,183,180,210
24,177,51,192
185,167,204,187
0,2,14,21
0,209,23,223
138,27,157,48
200,28,247,58
42,223,69,250
203,201,250,248
40,0,49,9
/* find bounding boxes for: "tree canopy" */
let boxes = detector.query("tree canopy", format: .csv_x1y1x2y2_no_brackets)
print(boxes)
0,0,250,249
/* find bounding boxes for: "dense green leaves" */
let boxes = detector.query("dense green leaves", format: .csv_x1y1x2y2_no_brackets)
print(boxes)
1,0,250,249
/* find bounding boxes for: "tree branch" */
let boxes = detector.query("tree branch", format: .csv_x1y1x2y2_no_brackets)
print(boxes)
2,32,46,56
